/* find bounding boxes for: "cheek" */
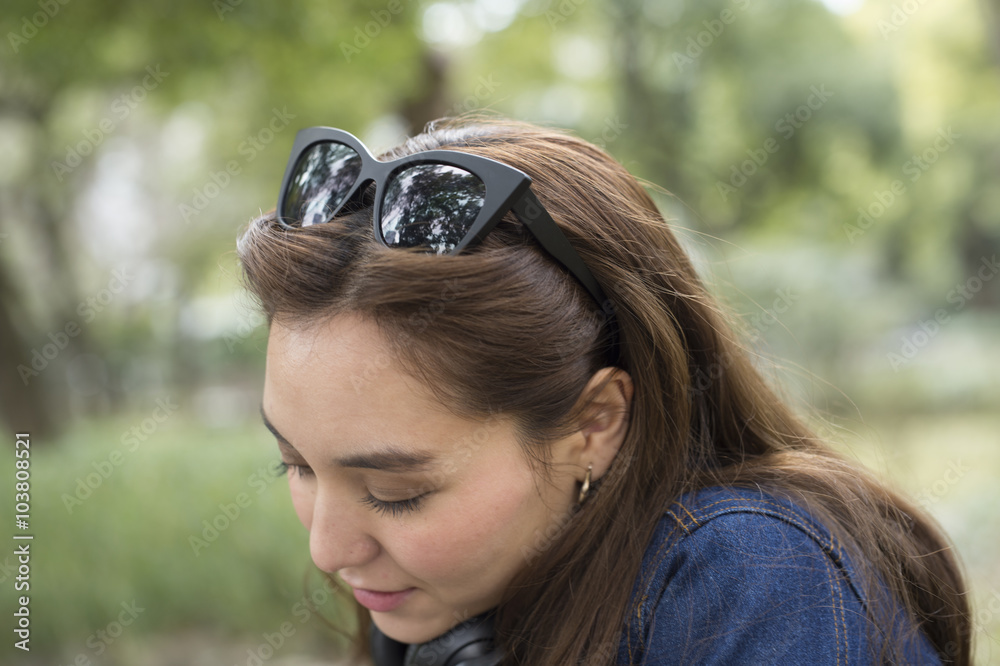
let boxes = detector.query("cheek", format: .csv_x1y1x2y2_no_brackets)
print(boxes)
390,462,551,586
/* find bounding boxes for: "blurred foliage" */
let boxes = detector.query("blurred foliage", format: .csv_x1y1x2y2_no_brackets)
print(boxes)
0,413,357,665
0,0,997,435
1,0,999,662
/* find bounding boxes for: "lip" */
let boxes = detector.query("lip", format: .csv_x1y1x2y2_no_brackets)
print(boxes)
352,586,416,612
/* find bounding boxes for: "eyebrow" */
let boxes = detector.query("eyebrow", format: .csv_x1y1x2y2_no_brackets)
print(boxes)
260,406,439,473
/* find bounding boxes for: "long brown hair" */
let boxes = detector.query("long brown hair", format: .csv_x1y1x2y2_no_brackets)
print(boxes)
237,116,971,665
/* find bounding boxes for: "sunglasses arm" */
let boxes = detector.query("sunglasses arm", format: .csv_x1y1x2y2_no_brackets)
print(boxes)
511,189,621,360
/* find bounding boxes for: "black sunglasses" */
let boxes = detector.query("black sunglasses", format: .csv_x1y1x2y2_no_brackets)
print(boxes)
276,126,619,359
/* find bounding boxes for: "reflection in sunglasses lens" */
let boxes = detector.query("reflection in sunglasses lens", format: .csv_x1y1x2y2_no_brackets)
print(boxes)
381,164,486,253
283,142,363,226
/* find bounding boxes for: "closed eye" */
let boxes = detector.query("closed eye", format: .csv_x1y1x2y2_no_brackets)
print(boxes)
360,492,427,517
277,461,313,478
277,459,428,517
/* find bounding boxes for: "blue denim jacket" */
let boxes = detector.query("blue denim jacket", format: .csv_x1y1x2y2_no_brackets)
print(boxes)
615,486,942,665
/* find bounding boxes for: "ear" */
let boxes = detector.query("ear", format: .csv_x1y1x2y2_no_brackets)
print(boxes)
574,367,633,483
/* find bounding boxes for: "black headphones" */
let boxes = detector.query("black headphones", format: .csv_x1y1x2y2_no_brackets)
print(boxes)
369,608,504,666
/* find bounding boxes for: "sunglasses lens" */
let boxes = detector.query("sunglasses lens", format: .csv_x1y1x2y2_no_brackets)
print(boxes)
381,164,486,253
282,142,363,226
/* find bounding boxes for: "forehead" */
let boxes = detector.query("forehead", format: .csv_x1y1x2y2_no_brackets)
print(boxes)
266,315,363,373
262,314,464,453
266,313,416,402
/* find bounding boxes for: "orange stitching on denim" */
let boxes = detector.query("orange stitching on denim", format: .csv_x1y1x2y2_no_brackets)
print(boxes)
693,505,828,550
666,508,692,534
686,499,838,551
830,532,848,661
670,498,850,586
689,496,764,512
821,538,843,666
628,506,698,660
626,509,690,661
640,494,843,659
640,493,859,664
688,496,818,524
674,501,701,527
693,501,855,659
683,498,855,664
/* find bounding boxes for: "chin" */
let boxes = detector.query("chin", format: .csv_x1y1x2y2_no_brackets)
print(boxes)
373,613,450,645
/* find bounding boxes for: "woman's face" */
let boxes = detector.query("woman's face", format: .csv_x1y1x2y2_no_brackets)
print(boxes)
261,313,584,644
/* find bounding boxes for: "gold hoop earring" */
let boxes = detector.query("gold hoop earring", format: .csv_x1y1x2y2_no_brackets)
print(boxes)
577,463,593,505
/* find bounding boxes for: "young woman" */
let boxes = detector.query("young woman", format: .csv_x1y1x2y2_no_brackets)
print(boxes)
238,117,970,665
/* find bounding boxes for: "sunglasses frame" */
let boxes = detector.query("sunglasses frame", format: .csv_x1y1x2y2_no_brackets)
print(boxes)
276,126,619,359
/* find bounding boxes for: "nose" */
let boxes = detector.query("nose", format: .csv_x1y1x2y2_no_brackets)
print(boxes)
308,487,380,574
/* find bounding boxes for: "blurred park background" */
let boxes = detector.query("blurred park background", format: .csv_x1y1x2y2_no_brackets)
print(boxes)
1,0,998,663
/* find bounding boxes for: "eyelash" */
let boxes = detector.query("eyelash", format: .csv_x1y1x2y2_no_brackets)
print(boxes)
360,492,426,517
277,461,427,517
277,461,314,478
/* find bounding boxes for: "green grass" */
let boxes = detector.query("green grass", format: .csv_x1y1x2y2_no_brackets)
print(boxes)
0,411,355,665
